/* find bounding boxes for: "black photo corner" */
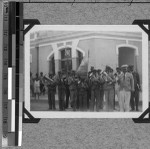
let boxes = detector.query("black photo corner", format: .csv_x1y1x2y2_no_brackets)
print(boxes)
132,20,150,123
23,18,41,123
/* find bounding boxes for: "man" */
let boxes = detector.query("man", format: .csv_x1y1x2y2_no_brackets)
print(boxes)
114,67,122,111
39,72,45,95
89,69,101,112
65,71,70,109
128,65,140,111
97,69,105,110
118,65,134,112
55,71,66,111
78,77,88,111
87,66,95,109
103,66,116,112
68,70,78,111
110,68,116,110
47,74,56,110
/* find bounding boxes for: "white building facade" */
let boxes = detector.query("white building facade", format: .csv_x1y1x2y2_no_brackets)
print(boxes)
30,31,142,81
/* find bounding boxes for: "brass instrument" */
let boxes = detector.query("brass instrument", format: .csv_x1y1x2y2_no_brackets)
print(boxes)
101,71,114,84
44,75,54,86
78,80,81,84
89,72,96,80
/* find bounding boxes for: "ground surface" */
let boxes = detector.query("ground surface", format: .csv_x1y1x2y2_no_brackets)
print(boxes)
30,93,142,112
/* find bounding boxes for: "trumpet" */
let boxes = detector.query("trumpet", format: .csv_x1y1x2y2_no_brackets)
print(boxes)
101,71,114,83
89,72,96,80
44,75,54,84
78,80,81,84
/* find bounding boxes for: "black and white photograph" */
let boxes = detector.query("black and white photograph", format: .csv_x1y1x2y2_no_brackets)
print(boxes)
24,25,148,118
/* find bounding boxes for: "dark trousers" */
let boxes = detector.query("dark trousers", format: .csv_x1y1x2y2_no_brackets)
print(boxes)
65,88,70,108
70,90,77,111
87,88,91,109
130,90,139,111
48,91,55,109
58,89,66,111
104,89,115,112
79,91,87,111
40,83,45,94
99,89,104,109
30,85,34,96
90,89,100,111
77,91,79,109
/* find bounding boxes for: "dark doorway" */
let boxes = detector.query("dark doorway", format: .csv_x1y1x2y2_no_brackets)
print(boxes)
118,47,135,67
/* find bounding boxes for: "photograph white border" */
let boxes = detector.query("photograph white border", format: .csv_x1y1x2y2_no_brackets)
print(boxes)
24,25,149,118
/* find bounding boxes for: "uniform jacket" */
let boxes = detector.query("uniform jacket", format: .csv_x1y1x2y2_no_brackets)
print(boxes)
54,75,66,90
118,72,134,91
90,76,100,90
103,73,115,90
68,76,78,91
132,71,140,90
47,82,56,92
78,80,88,93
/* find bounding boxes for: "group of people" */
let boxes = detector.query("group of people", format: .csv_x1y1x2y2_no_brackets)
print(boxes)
30,64,141,112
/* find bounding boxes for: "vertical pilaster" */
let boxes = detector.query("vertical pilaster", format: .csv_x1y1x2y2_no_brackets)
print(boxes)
52,43,60,74
71,39,79,70
36,45,39,75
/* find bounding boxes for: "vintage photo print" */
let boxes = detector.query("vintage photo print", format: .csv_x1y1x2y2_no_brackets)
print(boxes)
24,25,149,118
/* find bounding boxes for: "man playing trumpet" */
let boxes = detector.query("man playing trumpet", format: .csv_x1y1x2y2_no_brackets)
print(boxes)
44,74,56,110
68,70,78,111
103,66,116,112
89,69,104,112
55,71,67,111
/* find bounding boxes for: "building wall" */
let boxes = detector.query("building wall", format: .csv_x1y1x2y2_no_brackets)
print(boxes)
39,45,53,75
30,47,37,77
78,38,126,70
30,37,142,84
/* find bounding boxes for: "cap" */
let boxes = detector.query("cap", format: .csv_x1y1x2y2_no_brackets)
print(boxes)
116,67,120,70
97,69,102,72
128,65,134,68
105,65,111,71
121,64,128,68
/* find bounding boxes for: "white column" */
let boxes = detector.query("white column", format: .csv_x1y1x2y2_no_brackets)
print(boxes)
52,43,60,74
71,39,79,70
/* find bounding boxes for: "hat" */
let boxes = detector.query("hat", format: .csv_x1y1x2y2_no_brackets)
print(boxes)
93,69,97,72
121,64,128,68
91,66,94,69
58,71,61,74
97,69,102,72
105,65,111,71
110,68,113,72
71,70,75,73
128,65,134,68
116,67,120,70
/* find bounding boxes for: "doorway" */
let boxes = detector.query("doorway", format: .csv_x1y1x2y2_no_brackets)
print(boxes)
118,47,136,68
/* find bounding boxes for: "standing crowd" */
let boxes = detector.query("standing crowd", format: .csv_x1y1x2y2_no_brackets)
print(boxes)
30,64,141,112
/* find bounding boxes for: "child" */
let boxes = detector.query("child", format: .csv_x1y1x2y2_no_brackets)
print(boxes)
34,73,40,101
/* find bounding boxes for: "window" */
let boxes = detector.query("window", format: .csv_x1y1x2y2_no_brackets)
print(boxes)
61,48,72,71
